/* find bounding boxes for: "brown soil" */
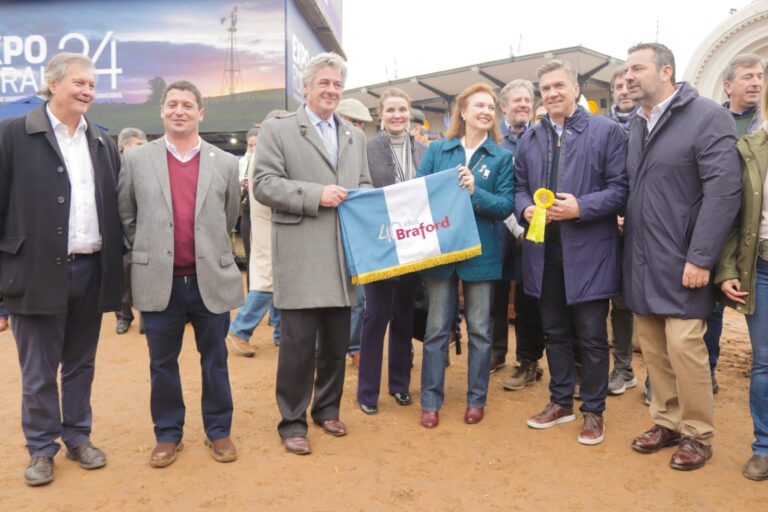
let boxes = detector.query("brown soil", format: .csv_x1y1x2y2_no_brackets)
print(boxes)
0,307,766,511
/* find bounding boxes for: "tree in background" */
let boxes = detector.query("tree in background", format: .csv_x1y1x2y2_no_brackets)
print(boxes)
145,77,167,105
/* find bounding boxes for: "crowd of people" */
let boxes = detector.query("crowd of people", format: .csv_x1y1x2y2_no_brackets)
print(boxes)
0,41,766,489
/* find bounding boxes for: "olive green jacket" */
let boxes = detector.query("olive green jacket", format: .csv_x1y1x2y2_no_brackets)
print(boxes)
715,127,768,315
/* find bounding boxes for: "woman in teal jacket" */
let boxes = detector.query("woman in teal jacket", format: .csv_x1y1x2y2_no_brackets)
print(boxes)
416,83,514,428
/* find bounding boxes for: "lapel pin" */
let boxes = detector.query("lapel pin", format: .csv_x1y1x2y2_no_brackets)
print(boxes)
300,126,307,136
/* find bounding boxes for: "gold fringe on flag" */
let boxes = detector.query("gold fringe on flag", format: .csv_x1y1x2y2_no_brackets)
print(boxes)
351,245,482,285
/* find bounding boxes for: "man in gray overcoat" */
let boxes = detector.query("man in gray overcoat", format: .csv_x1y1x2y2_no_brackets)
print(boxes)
253,53,372,455
623,43,742,471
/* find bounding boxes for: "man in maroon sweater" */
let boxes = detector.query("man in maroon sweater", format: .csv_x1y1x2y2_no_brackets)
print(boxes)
118,81,243,468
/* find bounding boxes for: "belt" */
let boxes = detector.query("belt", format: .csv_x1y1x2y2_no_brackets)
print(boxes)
759,239,768,262
66,252,99,263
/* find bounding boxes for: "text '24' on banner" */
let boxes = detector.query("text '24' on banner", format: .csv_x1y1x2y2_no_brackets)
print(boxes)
338,167,481,285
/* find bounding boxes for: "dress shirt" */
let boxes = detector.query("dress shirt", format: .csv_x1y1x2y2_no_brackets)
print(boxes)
305,105,338,165
552,121,563,138
238,154,250,182
637,86,679,133
46,105,101,254
305,105,337,141
164,135,201,163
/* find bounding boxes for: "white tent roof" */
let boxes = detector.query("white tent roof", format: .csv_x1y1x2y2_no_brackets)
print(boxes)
344,46,624,114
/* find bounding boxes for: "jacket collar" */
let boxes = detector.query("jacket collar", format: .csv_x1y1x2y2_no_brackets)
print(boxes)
739,125,768,154
738,127,768,191
25,102,106,146
722,101,757,119
666,82,698,112
442,134,499,156
538,105,589,136
563,105,589,133
503,122,529,145
296,103,351,170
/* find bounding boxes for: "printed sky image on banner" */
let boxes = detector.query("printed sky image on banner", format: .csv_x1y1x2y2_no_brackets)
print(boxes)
0,0,287,134
286,0,326,110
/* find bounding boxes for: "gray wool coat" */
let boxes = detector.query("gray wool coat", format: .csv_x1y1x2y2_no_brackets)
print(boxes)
117,138,244,314
252,105,372,309
623,82,742,319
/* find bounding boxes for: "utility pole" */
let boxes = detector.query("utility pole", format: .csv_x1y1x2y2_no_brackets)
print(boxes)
221,6,242,96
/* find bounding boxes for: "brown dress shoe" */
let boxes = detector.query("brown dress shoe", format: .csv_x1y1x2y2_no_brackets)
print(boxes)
577,413,605,445
631,424,682,454
464,406,485,424
670,437,712,471
526,403,575,429
421,410,439,429
319,419,348,437
205,437,237,463
0,317,8,332
489,356,505,374
743,454,768,481
283,436,312,455
149,441,183,468
352,351,360,369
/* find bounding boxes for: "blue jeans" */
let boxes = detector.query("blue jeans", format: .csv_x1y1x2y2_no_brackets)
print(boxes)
349,286,365,353
143,276,232,443
421,274,492,410
229,290,280,343
746,257,768,456
704,303,724,372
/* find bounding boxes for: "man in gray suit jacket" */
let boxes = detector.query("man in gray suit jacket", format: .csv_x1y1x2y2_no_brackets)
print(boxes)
254,53,372,455
118,81,243,468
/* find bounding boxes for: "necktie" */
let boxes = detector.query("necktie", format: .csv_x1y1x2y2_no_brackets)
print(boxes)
319,121,338,167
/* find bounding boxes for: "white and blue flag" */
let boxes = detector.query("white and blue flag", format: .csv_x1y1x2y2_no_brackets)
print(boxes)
338,167,481,284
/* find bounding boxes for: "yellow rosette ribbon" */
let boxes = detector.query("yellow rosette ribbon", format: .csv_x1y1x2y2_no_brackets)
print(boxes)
526,188,555,243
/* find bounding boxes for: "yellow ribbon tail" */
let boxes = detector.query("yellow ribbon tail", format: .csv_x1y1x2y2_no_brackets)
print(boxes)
526,188,554,244
526,205,547,243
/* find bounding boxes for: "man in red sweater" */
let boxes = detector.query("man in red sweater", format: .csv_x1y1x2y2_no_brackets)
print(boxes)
117,81,243,468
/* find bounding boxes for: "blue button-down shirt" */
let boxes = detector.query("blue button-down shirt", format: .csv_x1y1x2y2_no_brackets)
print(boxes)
305,105,338,165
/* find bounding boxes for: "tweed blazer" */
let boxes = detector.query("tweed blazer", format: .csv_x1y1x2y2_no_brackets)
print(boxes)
253,105,372,309
117,138,244,314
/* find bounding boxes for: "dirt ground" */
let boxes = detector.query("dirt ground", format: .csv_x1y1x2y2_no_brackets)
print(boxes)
0,304,767,511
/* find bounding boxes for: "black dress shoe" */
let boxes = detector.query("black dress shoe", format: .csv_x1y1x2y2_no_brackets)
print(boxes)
25,456,54,486
391,392,412,406
115,319,130,335
359,403,378,415
66,441,106,469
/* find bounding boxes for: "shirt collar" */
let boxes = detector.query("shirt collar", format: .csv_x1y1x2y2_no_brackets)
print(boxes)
46,104,87,135
728,103,757,119
305,104,336,130
164,135,201,161
637,86,679,123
